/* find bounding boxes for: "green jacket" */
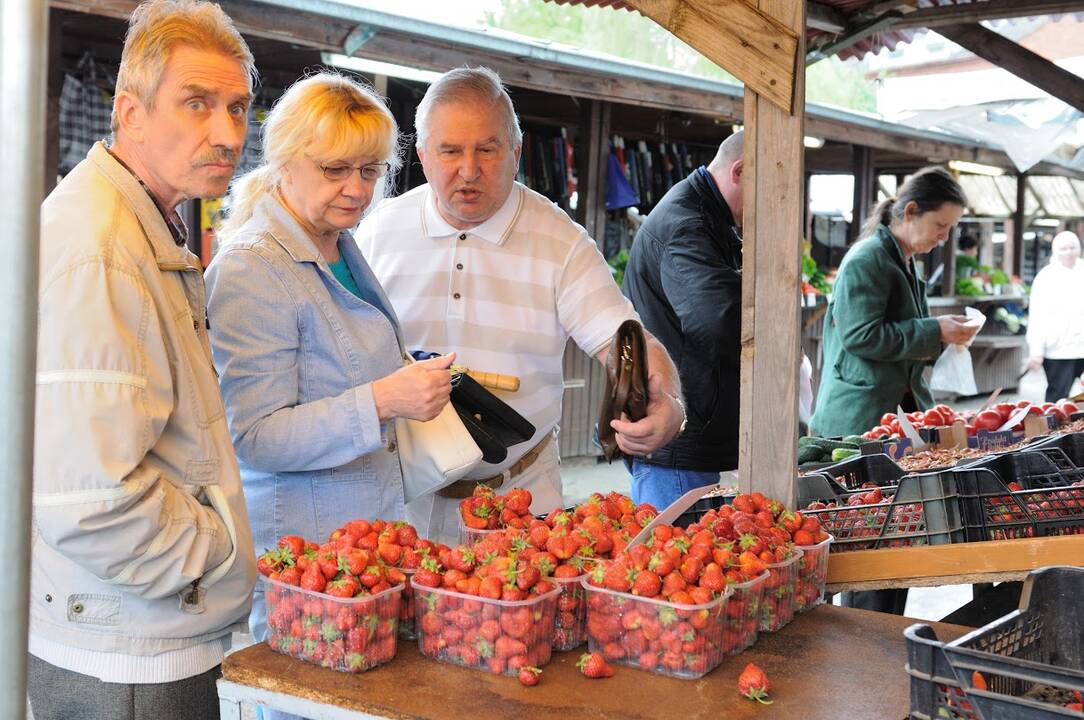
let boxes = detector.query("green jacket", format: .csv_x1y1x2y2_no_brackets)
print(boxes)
810,225,942,437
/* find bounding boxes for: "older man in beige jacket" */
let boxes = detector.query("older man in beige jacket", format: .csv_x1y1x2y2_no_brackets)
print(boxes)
29,2,256,718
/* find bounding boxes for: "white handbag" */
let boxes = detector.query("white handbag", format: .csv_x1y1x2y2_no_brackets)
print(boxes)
395,384,483,505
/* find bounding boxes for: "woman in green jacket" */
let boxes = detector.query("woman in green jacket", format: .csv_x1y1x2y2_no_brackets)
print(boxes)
811,166,977,439
811,166,976,615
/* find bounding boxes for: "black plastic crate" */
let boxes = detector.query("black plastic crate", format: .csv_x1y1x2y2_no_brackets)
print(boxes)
953,467,1084,541
962,446,1084,490
798,471,965,553
807,452,906,491
906,566,1084,720
1029,432,1084,471
672,488,734,528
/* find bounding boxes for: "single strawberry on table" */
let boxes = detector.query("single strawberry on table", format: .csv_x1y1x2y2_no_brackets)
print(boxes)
518,666,542,687
737,662,772,704
578,651,614,679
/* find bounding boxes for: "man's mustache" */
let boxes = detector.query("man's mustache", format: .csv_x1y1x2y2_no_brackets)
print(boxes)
194,149,238,166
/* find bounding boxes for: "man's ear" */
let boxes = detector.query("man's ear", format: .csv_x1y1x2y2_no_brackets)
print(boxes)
113,91,148,143
512,142,522,166
415,144,427,165
731,159,743,186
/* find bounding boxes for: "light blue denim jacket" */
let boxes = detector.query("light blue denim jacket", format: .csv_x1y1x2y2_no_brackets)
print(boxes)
205,194,407,637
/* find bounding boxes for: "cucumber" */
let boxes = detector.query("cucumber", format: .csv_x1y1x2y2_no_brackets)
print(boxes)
817,439,860,452
842,435,866,446
798,445,827,464
831,448,860,462
798,435,822,448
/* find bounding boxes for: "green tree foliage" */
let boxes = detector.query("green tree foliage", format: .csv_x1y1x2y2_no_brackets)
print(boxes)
485,0,877,113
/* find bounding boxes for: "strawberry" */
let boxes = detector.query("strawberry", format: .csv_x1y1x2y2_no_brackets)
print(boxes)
278,566,302,586
517,666,541,687
577,652,614,678
300,563,326,593
737,663,772,704
257,548,288,577
277,535,305,562
631,569,662,598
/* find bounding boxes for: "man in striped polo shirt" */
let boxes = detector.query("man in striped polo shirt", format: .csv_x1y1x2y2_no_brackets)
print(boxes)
356,67,684,543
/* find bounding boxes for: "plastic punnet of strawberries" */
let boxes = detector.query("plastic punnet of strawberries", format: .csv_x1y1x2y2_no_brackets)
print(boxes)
533,492,658,650
258,519,437,673
410,528,562,675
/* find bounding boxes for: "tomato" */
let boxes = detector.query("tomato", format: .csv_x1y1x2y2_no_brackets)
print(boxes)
1025,405,1043,416
907,412,922,423
1045,406,1068,424
935,404,953,417
973,409,1003,433
879,412,896,426
1016,400,1031,408
1059,400,1079,415
868,426,889,439
889,419,901,434
922,409,945,427
1040,403,1056,413
993,403,1016,423
965,423,977,437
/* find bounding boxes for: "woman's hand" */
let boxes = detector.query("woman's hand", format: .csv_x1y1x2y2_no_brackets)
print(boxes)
937,315,978,345
1026,355,1044,371
373,353,456,422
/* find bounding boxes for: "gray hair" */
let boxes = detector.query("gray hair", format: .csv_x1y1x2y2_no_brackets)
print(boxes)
709,130,744,171
414,66,523,150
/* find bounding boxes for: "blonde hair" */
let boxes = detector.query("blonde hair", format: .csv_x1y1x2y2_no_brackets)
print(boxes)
113,0,255,132
220,72,401,238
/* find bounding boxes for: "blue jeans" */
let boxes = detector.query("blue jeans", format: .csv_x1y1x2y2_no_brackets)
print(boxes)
629,459,719,510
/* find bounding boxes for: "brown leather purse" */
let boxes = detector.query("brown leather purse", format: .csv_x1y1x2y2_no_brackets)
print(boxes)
598,319,649,461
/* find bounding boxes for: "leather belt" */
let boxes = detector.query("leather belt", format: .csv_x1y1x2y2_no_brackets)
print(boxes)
436,433,554,499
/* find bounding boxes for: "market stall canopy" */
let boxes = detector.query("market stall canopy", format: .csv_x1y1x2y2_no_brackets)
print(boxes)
547,1,1084,114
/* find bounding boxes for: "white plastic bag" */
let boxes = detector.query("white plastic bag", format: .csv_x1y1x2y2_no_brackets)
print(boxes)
929,307,985,396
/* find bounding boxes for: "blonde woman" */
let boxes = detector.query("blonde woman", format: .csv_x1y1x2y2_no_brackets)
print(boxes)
206,73,454,648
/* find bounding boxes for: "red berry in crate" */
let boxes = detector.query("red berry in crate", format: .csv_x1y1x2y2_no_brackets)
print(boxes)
738,663,772,704
577,652,614,679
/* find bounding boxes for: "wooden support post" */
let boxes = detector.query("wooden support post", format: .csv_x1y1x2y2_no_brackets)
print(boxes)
943,231,956,297
576,99,610,245
848,145,872,245
1013,173,1026,278
44,13,62,195
738,0,805,508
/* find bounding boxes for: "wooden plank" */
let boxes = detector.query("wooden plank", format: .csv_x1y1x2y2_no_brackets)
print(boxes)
936,22,1084,115
628,0,798,114
893,0,1084,29
738,0,805,508
826,534,1084,588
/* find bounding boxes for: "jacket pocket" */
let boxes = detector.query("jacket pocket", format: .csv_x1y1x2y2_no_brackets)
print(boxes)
67,593,121,626
835,353,876,388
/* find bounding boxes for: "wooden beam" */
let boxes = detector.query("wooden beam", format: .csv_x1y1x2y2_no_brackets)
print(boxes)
738,0,805,507
575,99,610,245
936,22,1084,114
893,0,1084,29
826,534,1084,587
807,0,846,33
628,0,799,114
807,10,903,64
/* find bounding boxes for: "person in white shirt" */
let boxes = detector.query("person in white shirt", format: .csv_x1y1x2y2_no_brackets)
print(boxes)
356,66,684,543
1026,230,1084,401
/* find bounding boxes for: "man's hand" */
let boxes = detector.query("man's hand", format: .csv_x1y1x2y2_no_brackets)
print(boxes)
608,374,683,456
1026,355,1044,372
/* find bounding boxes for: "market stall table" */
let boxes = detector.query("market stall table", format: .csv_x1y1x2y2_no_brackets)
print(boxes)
218,604,971,720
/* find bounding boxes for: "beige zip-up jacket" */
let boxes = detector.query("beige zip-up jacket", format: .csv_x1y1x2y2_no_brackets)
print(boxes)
30,142,255,656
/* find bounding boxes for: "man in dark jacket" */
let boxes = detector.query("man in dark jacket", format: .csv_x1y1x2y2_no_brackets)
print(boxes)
621,132,745,508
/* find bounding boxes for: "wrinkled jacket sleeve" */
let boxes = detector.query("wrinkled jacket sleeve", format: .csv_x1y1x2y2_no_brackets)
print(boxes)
33,253,233,600
658,220,741,367
205,247,385,473
832,248,941,362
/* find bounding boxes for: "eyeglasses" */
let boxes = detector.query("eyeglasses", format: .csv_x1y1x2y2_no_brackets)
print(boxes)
315,160,391,183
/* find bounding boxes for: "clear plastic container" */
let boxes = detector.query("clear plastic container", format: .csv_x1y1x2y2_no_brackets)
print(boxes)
759,550,802,633
398,569,416,640
263,577,404,673
413,583,561,675
794,534,833,614
457,519,504,547
581,579,732,679
552,574,589,651
721,571,768,655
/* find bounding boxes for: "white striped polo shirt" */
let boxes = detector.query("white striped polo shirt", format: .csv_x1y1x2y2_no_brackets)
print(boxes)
355,181,637,475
